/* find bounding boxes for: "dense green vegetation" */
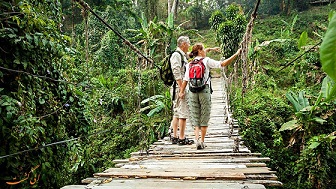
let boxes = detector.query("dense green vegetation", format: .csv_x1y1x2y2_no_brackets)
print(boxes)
231,4,336,189
0,0,335,188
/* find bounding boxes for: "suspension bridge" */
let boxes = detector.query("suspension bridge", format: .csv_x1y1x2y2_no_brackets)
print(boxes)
61,77,282,189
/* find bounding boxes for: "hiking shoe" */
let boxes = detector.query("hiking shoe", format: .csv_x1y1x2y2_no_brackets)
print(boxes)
178,138,194,145
201,142,207,149
197,142,206,150
196,140,202,150
171,137,178,144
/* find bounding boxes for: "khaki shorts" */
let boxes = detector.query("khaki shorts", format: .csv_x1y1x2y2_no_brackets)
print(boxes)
171,87,189,119
187,85,211,127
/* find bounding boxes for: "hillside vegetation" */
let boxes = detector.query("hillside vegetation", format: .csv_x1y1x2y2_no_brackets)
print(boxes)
0,1,335,189
228,3,336,189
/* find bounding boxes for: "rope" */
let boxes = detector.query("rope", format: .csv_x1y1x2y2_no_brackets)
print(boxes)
73,0,154,65
0,66,76,85
0,124,129,159
240,0,261,99
276,40,322,73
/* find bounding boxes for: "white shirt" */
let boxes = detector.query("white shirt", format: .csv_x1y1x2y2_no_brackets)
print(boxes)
183,56,221,84
170,47,188,81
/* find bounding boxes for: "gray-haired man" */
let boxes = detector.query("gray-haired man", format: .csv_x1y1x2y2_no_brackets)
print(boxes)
170,36,194,145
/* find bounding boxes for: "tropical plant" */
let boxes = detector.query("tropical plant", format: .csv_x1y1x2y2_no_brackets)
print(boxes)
140,95,167,117
320,12,336,84
127,12,162,68
0,0,89,188
140,90,172,139
277,13,336,188
209,4,247,58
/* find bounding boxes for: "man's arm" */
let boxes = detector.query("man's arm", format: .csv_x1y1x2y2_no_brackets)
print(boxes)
179,80,188,99
171,53,184,86
176,79,183,88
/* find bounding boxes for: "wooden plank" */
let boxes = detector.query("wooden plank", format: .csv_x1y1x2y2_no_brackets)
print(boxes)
61,186,86,189
132,149,252,156
94,168,247,180
120,164,248,169
78,178,267,189
121,161,267,168
113,159,129,163
160,136,243,143
131,152,263,158
149,144,247,150
245,174,278,180
98,167,274,177
81,177,106,184
247,180,283,186
131,155,271,162
153,140,244,145
128,159,267,167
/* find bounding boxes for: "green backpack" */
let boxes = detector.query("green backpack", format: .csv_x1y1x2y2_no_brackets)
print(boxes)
159,51,184,87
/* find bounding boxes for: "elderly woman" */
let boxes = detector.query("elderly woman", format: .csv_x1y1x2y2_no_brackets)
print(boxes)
179,43,241,150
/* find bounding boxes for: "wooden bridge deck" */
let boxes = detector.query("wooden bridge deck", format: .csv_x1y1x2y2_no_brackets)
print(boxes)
62,77,282,189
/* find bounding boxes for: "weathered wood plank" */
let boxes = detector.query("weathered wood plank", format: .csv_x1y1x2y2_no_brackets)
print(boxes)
113,159,129,163
81,179,267,189
61,186,86,189
98,167,275,178
130,155,271,162
120,164,248,169
95,168,247,180
131,149,252,156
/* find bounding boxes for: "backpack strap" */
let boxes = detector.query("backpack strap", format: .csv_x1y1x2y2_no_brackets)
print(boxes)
196,57,213,94
175,51,187,67
209,73,213,94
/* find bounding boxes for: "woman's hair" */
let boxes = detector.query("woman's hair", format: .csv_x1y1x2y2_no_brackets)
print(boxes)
189,43,204,58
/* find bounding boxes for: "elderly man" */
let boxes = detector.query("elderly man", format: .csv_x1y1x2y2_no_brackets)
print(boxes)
170,36,194,145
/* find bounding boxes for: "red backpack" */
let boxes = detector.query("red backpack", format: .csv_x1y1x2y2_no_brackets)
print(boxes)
188,58,208,93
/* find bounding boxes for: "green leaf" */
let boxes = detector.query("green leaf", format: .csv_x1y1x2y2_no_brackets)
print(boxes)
286,91,309,112
320,14,336,82
298,31,308,49
329,11,336,22
321,76,336,101
279,120,300,131
301,106,312,112
39,97,45,104
26,33,32,42
141,95,164,104
8,34,17,38
312,117,326,124
308,141,320,149
168,13,174,28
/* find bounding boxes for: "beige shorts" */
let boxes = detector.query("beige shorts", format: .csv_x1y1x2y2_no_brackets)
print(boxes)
171,87,189,119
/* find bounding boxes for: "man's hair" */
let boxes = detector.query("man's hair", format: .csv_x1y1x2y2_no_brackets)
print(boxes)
177,36,190,47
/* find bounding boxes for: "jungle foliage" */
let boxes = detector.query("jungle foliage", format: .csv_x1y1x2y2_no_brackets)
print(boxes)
1,0,336,189
0,0,168,188
231,5,336,189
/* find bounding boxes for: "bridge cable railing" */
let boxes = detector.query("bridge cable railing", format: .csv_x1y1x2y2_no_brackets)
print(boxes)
219,0,262,153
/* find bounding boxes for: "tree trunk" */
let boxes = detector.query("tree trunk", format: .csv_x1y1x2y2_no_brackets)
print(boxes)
168,0,172,15
286,0,291,15
171,0,179,19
